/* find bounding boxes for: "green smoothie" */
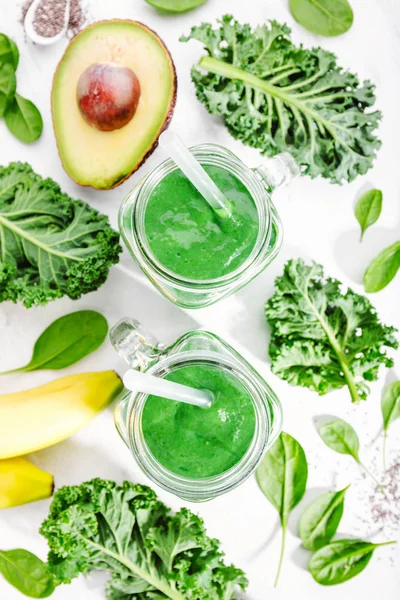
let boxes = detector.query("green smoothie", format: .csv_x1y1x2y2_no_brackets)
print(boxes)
142,364,256,478
144,165,259,280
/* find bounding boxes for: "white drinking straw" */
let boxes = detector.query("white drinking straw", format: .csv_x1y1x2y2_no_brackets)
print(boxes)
123,369,213,408
158,131,233,219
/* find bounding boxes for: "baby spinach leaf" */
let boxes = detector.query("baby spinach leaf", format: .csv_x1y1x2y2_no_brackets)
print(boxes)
355,189,382,241
289,0,353,37
145,0,207,12
0,64,16,117
299,485,349,551
381,381,400,469
0,549,55,598
309,539,396,585
0,34,19,70
318,419,360,460
4,93,43,143
318,419,384,491
256,432,308,586
364,241,400,292
0,311,108,374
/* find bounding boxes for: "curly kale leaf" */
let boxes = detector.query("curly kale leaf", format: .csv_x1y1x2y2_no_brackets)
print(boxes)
265,259,398,403
40,479,247,600
181,16,381,183
0,162,121,307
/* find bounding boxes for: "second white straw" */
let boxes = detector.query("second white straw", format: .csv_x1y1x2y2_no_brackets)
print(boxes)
123,369,213,409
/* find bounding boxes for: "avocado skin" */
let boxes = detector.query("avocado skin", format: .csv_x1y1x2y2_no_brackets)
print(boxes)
52,20,177,190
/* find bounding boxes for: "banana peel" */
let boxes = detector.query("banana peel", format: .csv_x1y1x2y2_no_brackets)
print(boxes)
0,371,123,459
0,457,54,509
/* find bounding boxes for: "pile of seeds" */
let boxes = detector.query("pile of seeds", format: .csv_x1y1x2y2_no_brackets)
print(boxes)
21,0,87,38
369,458,400,532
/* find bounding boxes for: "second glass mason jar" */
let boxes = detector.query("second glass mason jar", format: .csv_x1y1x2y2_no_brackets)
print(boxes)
119,144,299,308
111,318,283,502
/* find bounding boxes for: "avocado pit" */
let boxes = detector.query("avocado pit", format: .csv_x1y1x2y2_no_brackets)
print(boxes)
77,62,141,132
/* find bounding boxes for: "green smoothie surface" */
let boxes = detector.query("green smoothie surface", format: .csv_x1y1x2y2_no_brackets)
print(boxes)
142,364,256,478
143,165,259,280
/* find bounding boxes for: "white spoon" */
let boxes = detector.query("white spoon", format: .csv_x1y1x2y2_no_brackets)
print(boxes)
24,0,71,46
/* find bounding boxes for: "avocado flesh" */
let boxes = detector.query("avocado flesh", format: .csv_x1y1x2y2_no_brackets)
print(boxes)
52,20,176,190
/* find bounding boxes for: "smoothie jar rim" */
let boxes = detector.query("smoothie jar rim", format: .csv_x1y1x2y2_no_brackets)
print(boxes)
124,350,271,501
133,143,272,289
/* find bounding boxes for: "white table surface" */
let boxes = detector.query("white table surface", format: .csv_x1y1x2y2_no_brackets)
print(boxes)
1,0,400,598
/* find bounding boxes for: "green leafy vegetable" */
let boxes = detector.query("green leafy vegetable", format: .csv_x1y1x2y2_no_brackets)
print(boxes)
40,478,247,600
0,34,19,70
256,432,308,587
318,419,384,491
265,259,398,403
0,549,55,598
0,64,16,117
309,539,396,585
381,381,400,469
181,16,381,183
355,189,382,241
289,0,353,37
299,485,349,551
4,93,43,143
0,162,121,308
0,34,41,143
0,311,108,374
145,0,207,12
364,241,400,292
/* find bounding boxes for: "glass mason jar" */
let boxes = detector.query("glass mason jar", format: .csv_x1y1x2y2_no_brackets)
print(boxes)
119,144,299,308
111,318,283,502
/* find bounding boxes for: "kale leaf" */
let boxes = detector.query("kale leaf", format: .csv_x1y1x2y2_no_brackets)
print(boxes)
181,16,381,183
265,259,398,403
40,479,247,600
0,163,121,307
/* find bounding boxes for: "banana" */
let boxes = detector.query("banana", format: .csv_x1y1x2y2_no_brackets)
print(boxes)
0,371,123,459
0,457,53,509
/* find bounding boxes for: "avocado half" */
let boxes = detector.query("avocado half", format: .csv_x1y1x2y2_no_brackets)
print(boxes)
52,20,177,190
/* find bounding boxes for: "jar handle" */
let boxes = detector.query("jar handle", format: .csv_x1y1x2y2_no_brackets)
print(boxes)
255,152,300,191
110,318,163,371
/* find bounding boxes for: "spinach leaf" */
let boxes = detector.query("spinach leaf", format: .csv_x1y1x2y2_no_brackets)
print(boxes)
364,241,400,292
309,539,396,585
0,34,19,70
256,432,308,586
4,93,43,143
318,419,360,460
181,17,381,183
299,485,349,550
0,64,16,117
355,189,382,241
318,419,384,491
0,311,108,374
289,0,353,37
0,549,55,598
0,162,121,307
265,259,398,403
40,479,247,599
381,381,400,469
145,0,207,12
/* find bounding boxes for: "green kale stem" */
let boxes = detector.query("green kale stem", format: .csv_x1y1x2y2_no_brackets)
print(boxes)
198,56,351,154
274,524,286,587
